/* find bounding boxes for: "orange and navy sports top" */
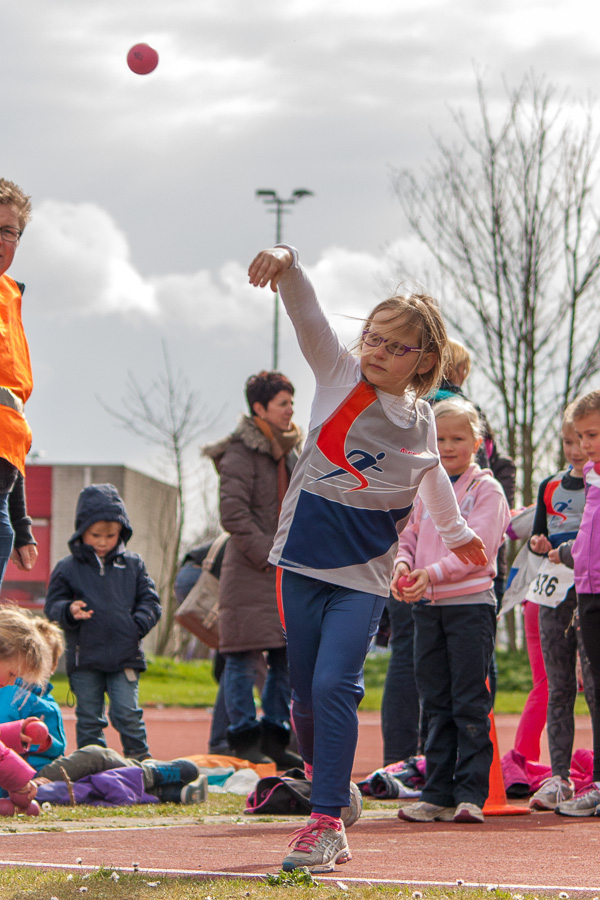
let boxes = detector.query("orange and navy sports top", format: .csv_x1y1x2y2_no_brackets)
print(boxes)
268,248,475,598
0,274,33,474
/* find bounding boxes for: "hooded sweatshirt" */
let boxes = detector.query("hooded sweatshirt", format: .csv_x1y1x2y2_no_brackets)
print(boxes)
44,484,161,674
571,460,600,595
395,462,510,604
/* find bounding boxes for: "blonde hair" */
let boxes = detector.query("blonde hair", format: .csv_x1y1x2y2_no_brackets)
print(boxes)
562,400,579,432
445,339,471,382
362,293,448,400
433,398,483,441
0,179,32,231
0,605,51,685
571,390,600,422
34,618,65,673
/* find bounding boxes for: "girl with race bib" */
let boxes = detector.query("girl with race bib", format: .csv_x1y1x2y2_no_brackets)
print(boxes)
526,404,594,811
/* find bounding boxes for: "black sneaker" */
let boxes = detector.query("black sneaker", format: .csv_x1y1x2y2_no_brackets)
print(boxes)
144,759,199,788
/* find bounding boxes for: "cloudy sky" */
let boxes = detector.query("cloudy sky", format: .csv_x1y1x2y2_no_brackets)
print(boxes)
3,0,599,528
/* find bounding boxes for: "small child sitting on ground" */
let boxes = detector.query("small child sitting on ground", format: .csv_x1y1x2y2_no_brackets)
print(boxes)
0,617,66,774
0,604,53,815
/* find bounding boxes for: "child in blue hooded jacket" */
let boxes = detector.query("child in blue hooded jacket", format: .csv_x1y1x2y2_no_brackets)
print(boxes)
44,484,162,761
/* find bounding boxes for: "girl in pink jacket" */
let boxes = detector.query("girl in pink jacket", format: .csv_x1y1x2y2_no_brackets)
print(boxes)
0,605,52,816
391,398,510,824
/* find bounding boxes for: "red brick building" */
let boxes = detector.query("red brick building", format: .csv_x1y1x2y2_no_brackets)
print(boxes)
0,464,178,612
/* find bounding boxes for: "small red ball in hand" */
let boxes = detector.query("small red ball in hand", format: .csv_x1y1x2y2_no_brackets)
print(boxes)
396,575,415,591
127,43,159,75
594,461,600,475
23,719,49,747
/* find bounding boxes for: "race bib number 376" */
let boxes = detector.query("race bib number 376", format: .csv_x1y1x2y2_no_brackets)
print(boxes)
525,558,573,608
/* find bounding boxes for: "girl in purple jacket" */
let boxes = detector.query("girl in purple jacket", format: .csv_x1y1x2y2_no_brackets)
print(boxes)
553,390,600,816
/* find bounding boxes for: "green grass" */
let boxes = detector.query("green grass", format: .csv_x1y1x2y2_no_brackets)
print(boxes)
49,650,591,716
0,870,574,900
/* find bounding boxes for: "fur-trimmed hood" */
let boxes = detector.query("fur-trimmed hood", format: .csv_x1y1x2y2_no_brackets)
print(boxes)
202,416,301,473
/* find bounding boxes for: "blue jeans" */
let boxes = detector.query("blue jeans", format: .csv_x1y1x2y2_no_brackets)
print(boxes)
281,570,385,817
69,669,149,760
224,646,291,735
381,596,420,765
0,492,14,588
413,603,495,808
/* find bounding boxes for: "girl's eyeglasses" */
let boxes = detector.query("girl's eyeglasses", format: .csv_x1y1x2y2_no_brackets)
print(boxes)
361,330,421,357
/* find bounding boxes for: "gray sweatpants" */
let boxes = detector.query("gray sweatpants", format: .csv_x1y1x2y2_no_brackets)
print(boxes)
37,745,152,791
539,589,595,779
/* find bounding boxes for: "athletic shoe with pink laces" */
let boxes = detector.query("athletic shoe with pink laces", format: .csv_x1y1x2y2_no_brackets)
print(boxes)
282,813,351,873
529,774,574,810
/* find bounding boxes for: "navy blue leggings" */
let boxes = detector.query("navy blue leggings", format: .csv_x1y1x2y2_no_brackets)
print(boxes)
280,569,385,816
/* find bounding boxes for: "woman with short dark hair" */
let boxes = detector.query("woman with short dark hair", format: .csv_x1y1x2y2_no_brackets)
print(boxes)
203,371,302,766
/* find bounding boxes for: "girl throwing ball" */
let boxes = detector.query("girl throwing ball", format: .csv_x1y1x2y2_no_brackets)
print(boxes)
248,247,487,872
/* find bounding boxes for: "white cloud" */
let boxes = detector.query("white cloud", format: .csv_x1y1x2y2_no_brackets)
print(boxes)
19,200,428,340
19,201,158,317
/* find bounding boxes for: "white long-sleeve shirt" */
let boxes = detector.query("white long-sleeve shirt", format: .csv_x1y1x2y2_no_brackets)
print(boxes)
267,250,475,596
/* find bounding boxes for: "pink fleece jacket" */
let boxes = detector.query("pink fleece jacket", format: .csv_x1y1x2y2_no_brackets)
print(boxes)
572,460,600,595
395,463,511,603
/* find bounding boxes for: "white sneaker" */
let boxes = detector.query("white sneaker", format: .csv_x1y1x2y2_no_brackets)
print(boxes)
453,801,484,823
282,814,351,873
397,801,455,822
529,775,574,810
556,786,600,817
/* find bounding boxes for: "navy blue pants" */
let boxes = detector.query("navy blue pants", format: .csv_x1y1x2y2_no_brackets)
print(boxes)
413,603,496,808
381,596,420,765
280,570,385,817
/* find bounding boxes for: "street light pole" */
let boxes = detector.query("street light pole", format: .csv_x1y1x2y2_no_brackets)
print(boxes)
255,188,314,370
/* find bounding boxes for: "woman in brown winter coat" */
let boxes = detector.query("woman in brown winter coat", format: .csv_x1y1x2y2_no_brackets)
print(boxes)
203,371,302,766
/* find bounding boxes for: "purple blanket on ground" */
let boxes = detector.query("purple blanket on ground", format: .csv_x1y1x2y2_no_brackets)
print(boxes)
501,748,593,794
36,766,158,806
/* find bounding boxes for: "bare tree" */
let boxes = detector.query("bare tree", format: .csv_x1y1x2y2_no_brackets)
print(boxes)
393,73,600,504
99,341,220,653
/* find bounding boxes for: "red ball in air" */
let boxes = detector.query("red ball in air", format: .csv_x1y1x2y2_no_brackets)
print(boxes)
127,43,159,75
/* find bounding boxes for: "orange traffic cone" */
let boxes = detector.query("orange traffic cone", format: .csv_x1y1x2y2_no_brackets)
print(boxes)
483,708,530,816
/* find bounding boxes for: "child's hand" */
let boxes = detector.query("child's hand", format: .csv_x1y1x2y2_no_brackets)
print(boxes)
451,536,488,566
11,781,37,804
248,248,293,292
530,534,552,555
548,548,561,564
70,600,93,620
20,717,51,752
390,562,411,600
398,569,430,603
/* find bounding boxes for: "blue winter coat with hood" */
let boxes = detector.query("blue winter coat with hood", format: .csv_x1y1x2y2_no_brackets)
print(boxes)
44,484,162,675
